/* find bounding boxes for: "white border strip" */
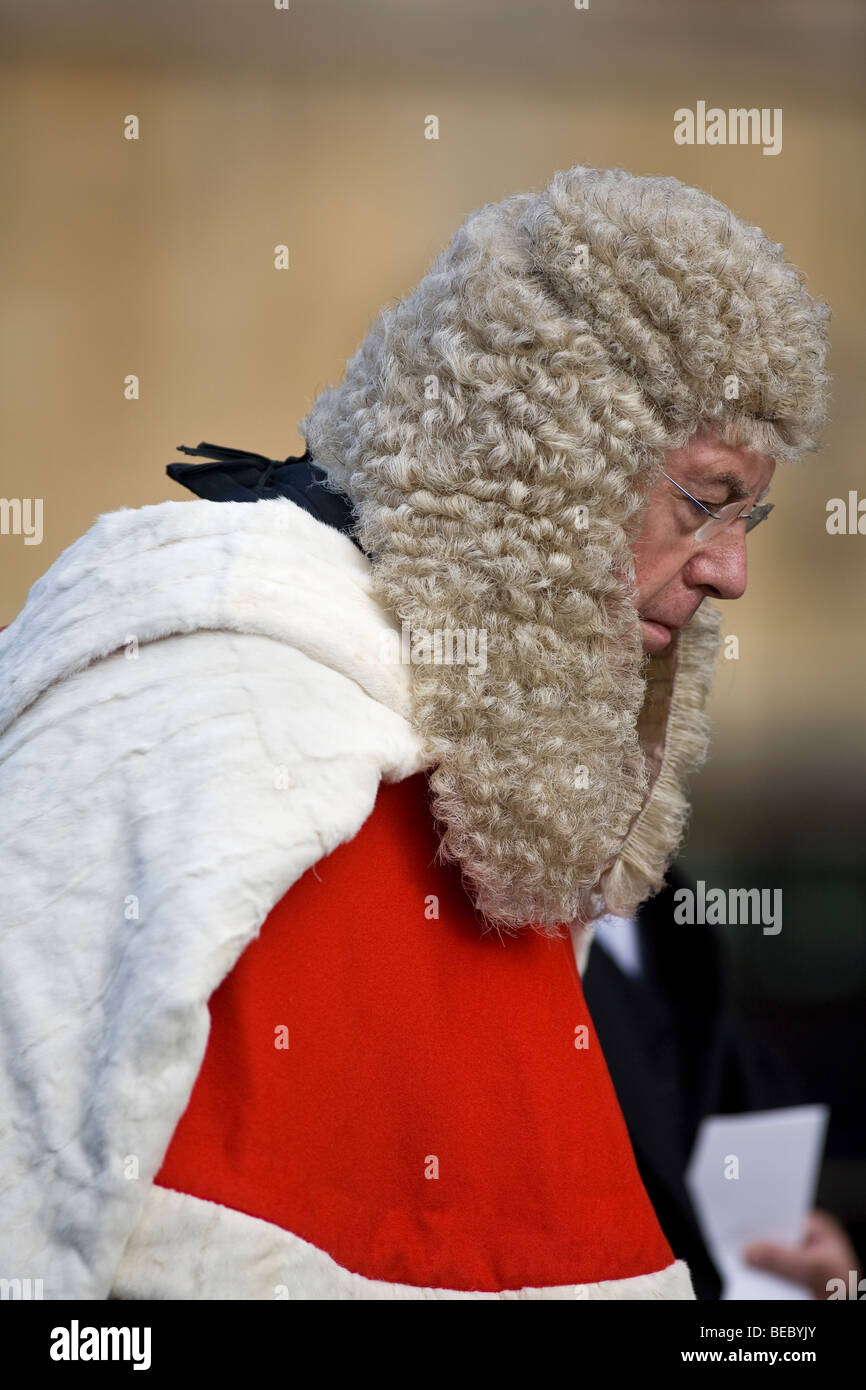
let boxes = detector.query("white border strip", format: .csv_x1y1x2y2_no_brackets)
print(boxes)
111,1185,695,1301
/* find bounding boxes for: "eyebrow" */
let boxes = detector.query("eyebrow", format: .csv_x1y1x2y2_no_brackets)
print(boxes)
693,470,753,503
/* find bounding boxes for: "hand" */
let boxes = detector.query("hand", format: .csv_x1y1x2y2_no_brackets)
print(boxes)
743,1208,862,1300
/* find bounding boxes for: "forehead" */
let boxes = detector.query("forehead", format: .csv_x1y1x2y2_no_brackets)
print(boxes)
672,429,776,493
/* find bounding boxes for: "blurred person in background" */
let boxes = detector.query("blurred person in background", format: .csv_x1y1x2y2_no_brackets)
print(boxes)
584,870,863,1300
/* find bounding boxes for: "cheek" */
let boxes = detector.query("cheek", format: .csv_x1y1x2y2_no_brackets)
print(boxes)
629,513,683,605
628,514,662,594
630,550,658,606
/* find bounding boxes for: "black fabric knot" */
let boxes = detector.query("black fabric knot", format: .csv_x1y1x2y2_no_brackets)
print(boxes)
166,441,366,555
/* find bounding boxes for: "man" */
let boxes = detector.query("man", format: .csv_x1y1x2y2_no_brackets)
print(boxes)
0,164,830,1299
583,876,863,1300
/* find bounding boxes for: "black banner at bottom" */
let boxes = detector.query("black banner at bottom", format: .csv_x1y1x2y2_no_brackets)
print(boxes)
4,1296,861,1376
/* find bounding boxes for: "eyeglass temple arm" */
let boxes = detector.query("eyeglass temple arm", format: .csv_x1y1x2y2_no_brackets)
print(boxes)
659,471,715,518
661,471,772,527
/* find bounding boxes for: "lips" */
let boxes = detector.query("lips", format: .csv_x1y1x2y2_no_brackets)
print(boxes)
641,606,701,635
638,609,701,652
640,618,673,646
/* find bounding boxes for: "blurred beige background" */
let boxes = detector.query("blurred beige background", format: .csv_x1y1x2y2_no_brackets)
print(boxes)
1,0,864,852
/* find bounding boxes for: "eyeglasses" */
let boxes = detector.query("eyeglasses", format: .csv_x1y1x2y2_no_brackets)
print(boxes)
661,471,774,543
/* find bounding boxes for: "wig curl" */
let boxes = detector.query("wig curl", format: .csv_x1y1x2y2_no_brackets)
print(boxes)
299,164,831,934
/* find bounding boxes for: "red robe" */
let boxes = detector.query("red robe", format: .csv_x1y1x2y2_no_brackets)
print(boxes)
155,770,681,1296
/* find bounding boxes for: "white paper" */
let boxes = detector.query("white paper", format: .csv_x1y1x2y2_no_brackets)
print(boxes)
685,1104,829,1300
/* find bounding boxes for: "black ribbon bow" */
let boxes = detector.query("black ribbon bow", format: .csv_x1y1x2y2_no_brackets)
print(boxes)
166,441,366,554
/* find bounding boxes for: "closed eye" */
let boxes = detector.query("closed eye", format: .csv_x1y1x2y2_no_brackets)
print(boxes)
698,487,771,513
684,496,726,514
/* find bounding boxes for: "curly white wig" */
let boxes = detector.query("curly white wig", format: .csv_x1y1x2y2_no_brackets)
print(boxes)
299,164,831,935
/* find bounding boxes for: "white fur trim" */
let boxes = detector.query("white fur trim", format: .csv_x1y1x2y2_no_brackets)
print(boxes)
110,1186,695,1300
0,496,420,736
0,499,430,1299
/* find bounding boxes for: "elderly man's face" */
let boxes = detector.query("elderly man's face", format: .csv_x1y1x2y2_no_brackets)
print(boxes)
630,427,776,654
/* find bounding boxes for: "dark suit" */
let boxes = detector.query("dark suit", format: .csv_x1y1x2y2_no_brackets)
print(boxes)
582,872,801,1301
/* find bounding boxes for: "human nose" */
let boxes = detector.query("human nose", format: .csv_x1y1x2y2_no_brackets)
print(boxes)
685,523,748,600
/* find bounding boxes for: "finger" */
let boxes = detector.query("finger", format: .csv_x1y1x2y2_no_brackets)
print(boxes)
743,1242,814,1286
